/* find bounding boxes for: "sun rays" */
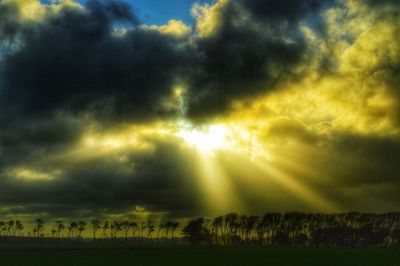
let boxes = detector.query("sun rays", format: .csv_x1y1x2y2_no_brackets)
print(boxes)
175,121,341,214
9,117,341,214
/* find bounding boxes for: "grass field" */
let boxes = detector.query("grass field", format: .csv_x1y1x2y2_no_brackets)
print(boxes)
0,248,399,266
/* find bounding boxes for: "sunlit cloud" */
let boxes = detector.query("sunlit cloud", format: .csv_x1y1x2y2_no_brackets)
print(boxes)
1,0,82,21
143,20,192,37
7,167,60,181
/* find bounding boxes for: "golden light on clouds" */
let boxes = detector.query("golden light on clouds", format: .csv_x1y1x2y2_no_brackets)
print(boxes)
44,113,346,214
9,167,60,181
145,20,192,37
2,0,82,21
192,0,229,37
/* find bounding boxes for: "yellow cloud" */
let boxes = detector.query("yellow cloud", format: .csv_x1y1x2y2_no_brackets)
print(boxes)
145,20,191,37
192,0,229,37
8,167,60,181
1,0,81,21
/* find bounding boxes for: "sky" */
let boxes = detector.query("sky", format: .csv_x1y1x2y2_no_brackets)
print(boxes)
43,0,215,25
111,0,215,25
0,0,400,227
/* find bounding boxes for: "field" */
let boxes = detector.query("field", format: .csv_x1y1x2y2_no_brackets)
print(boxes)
0,247,399,266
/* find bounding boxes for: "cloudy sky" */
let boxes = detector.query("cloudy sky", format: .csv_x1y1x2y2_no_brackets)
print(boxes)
0,0,399,225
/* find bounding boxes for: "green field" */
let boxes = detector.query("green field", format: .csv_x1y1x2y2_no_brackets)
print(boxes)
0,248,399,266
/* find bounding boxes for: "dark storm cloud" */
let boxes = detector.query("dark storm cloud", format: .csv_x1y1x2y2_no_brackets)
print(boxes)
324,133,400,186
0,115,84,168
0,0,190,124
0,0,328,122
238,0,322,24
0,138,202,218
185,0,325,120
0,116,83,147
1,0,397,124
366,0,400,7
0,1,29,42
310,133,400,212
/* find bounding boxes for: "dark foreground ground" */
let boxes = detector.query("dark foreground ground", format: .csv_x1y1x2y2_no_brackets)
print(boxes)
0,247,399,266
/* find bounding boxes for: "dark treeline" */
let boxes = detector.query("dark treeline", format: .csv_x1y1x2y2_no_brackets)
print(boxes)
0,218,181,246
1,212,400,248
183,212,400,248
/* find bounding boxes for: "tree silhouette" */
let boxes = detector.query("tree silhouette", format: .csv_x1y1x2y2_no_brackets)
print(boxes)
182,218,210,246
56,220,65,238
164,221,173,239
7,220,15,237
0,212,399,248
111,220,121,238
0,221,6,237
157,222,165,244
211,216,223,245
15,220,24,237
139,221,146,239
147,220,155,239
35,219,45,238
224,213,239,245
121,221,131,240
91,219,100,240
68,221,78,239
102,220,110,239
78,221,87,238
51,229,57,238
171,222,180,239
130,222,138,239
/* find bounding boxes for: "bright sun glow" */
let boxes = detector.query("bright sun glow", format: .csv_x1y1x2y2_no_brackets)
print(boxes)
179,125,228,152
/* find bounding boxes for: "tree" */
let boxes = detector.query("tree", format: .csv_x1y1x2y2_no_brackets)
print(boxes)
263,212,282,245
111,220,121,238
16,220,24,237
130,222,138,239
91,219,100,240
56,220,65,238
68,222,78,239
120,221,131,240
0,221,6,237
147,220,155,239
35,219,45,238
7,220,15,237
139,221,146,239
78,221,87,238
157,223,165,241
211,216,223,246
102,220,110,239
224,213,239,245
171,222,180,239
51,229,57,238
182,218,210,246
244,216,259,243
164,221,173,239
